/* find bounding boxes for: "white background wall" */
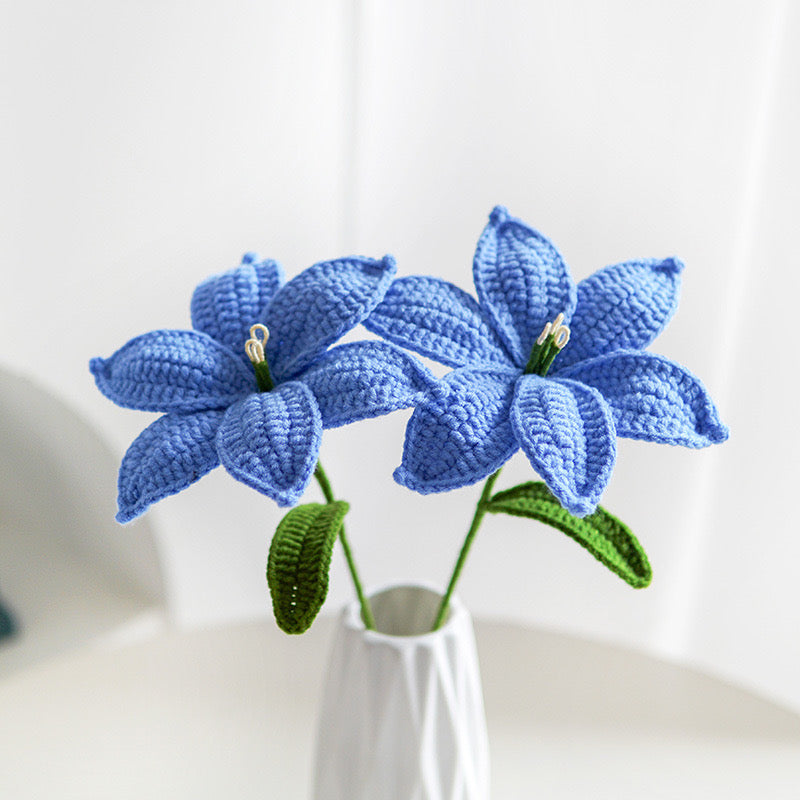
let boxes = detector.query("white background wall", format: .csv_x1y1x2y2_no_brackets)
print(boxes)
2,1,799,712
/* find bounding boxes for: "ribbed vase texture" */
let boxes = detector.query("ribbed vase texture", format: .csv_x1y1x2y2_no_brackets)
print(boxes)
313,585,490,800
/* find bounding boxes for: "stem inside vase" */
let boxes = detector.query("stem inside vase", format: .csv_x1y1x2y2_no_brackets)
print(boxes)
368,585,450,636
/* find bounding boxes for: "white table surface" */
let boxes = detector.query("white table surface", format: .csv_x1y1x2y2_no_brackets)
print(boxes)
0,615,798,799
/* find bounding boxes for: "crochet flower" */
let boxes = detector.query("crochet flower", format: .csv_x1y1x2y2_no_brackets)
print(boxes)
365,206,728,516
91,253,435,522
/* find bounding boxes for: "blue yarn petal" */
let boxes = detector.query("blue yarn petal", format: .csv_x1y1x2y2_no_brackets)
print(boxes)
473,206,577,368
191,254,285,364
510,375,616,517
216,382,322,507
90,330,255,413
364,276,514,369
555,257,684,370
301,340,439,428
116,410,225,523
265,256,396,382
394,366,519,494
557,350,729,448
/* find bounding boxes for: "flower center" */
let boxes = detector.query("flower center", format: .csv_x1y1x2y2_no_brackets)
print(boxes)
245,323,274,391
524,313,571,377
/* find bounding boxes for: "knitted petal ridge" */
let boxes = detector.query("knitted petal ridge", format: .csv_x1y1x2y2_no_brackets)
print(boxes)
510,375,616,517
473,206,577,368
116,410,225,523
265,255,396,381
190,254,285,364
90,330,255,413
555,257,684,370
300,340,439,428
394,366,519,494
364,276,513,369
557,350,729,447
216,382,323,507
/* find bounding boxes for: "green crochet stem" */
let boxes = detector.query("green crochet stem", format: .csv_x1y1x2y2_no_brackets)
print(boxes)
253,352,373,627
524,339,546,375
313,463,376,631
432,468,503,631
524,334,558,377
253,360,274,392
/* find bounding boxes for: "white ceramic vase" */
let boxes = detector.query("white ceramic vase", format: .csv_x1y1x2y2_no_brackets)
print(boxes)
313,585,490,800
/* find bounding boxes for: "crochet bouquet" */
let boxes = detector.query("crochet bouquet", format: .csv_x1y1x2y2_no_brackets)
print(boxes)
90,207,728,633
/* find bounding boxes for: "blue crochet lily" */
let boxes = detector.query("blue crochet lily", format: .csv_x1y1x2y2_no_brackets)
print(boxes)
91,253,435,522
366,206,728,516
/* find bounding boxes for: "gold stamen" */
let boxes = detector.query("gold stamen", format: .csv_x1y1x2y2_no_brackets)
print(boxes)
546,312,570,350
553,325,570,350
536,321,552,346
526,312,571,375
245,324,270,364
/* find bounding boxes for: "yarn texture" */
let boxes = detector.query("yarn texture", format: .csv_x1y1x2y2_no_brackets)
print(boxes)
267,500,350,634
91,253,436,521
366,206,729,516
485,482,651,588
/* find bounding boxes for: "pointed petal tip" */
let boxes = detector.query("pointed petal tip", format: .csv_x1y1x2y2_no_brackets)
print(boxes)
89,355,114,393
695,394,729,446
219,461,309,508
543,477,601,518
706,421,730,444
341,253,396,280
392,464,438,495
274,490,303,508
373,254,397,281
115,505,142,525
487,205,537,236
489,205,510,226
392,464,411,488
658,256,685,276
393,464,440,495
564,497,597,518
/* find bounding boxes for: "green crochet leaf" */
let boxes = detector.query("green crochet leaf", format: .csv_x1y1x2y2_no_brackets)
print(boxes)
267,500,350,634
485,482,652,588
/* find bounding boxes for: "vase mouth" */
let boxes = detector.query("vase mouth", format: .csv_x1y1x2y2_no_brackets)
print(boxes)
344,583,464,639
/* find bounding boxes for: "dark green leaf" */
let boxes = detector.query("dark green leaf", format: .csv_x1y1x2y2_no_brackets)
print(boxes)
267,501,349,634
485,482,651,588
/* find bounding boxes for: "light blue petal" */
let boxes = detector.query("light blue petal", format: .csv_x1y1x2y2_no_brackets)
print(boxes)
301,340,439,428
116,410,225,523
364,276,514,369
557,350,729,447
394,367,519,493
90,330,255,413
510,375,616,516
216,382,322,507
191,254,285,364
265,256,396,381
555,257,684,370
473,207,577,367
